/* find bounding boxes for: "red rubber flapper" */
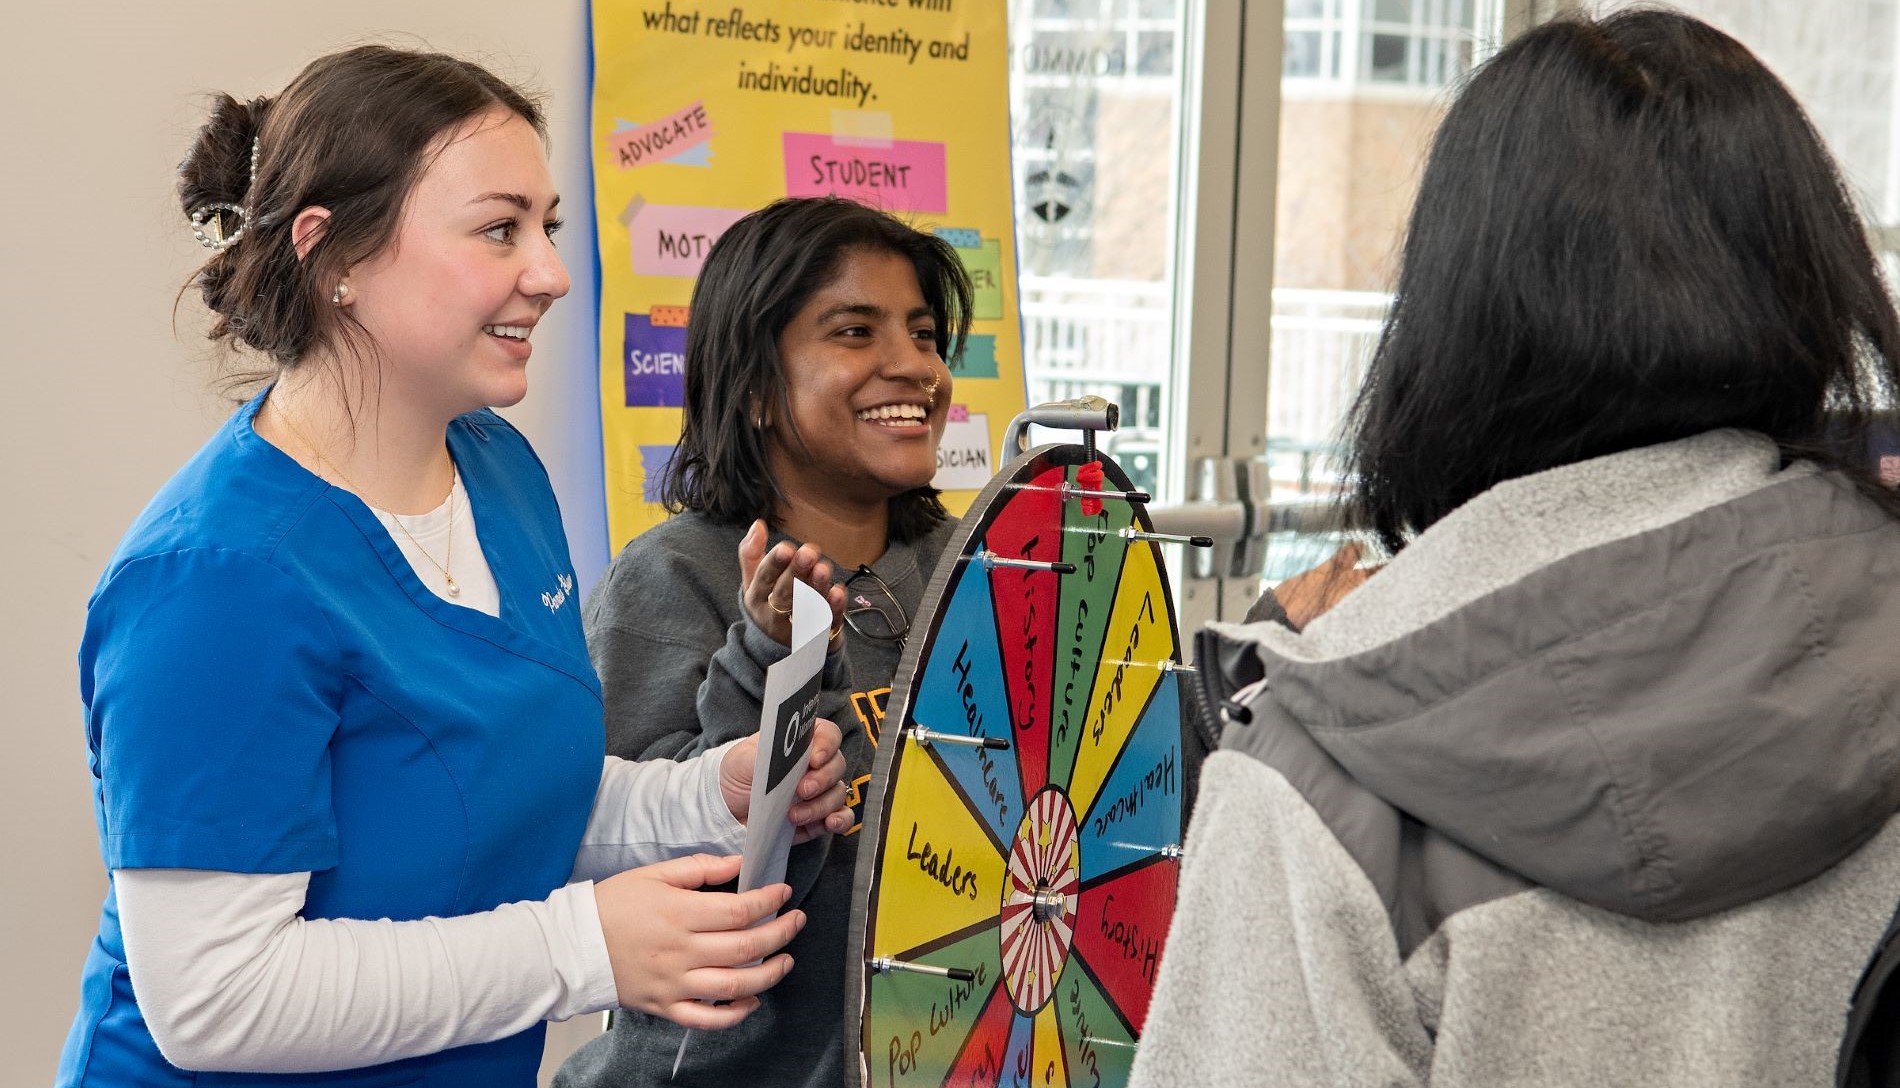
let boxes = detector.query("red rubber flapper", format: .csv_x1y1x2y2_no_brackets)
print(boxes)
1076,461,1105,516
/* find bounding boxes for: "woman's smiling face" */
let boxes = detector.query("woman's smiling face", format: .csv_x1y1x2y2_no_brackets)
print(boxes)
767,246,952,511
341,109,569,418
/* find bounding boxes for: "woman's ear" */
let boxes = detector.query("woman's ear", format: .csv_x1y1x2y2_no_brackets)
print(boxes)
290,206,331,261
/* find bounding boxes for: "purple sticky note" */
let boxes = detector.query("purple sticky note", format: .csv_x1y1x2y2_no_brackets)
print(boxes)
624,313,688,407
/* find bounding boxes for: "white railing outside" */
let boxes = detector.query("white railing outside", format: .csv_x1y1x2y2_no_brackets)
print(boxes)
1018,276,1174,433
1019,279,1390,488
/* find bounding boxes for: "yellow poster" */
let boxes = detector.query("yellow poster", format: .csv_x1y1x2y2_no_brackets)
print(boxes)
590,0,1026,551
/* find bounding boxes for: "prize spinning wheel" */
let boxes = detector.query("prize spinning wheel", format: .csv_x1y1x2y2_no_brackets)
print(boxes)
847,439,1198,1088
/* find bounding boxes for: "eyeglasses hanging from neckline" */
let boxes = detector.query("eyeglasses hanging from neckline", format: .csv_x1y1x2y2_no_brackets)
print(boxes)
843,564,909,646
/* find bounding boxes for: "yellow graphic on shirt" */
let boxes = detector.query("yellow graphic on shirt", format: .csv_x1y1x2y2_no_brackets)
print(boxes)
845,773,873,837
845,683,892,836
854,686,892,748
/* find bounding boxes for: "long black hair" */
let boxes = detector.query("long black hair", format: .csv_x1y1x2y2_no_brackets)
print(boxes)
1345,10,1900,553
661,197,973,543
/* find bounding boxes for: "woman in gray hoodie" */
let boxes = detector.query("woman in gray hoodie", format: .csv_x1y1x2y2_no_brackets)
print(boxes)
1135,12,1900,1087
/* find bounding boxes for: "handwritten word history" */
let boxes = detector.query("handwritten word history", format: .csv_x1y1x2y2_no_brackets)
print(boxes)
1097,893,1162,985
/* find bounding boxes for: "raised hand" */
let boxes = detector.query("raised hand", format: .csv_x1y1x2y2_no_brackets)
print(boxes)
1273,541,1380,629
738,520,848,651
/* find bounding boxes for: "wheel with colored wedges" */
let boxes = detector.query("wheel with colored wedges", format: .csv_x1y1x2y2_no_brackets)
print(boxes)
846,443,1191,1088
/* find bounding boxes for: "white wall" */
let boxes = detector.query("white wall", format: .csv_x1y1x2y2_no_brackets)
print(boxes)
0,3,610,1083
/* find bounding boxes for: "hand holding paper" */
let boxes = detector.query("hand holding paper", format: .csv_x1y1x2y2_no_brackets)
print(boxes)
719,717,854,842
736,575,834,893
591,855,804,1029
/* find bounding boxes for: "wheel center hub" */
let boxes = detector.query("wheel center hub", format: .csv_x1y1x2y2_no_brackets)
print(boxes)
1000,788,1080,1013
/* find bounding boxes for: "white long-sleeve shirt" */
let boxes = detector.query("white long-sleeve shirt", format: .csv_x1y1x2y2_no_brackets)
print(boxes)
117,749,745,1074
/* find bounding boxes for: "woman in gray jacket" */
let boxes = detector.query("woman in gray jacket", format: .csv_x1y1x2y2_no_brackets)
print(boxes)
1136,12,1900,1087
559,198,971,1088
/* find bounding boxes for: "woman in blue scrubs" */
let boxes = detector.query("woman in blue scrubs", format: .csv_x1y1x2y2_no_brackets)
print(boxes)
57,46,850,1088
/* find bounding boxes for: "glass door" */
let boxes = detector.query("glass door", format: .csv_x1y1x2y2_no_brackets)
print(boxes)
1246,0,1900,616
1005,0,1900,629
1005,0,1283,632
1007,0,1194,503
1240,0,1504,619
1004,1,1526,630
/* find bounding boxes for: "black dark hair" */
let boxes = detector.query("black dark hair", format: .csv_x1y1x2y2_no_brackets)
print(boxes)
661,197,974,543
179,46,543,380
1344,9,1900,553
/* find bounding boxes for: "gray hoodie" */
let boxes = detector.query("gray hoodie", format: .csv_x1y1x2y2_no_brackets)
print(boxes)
1131,430,1900,1087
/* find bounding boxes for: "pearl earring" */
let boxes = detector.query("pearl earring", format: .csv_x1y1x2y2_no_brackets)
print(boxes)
331,283,350,306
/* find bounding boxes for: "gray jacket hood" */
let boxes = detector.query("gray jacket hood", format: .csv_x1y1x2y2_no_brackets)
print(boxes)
1213,430,1900,923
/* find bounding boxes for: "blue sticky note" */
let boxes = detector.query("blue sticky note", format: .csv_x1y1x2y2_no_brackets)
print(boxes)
639,445,677,504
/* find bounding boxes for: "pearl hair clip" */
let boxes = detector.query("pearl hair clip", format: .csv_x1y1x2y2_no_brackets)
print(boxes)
189,137,260,251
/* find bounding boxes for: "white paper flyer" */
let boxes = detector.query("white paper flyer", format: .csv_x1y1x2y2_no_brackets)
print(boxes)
736,574,829,895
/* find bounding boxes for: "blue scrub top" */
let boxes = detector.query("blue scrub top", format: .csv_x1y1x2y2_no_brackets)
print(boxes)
58,393,606,1087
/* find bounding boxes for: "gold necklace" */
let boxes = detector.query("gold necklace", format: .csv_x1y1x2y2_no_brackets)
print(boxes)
277,412,461,597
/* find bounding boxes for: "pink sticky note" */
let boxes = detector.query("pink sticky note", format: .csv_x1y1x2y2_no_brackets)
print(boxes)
626,202,750,278
611,101,715,170
782,132,948,213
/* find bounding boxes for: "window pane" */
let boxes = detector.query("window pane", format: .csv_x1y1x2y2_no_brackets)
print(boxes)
1262,5,1484,584
1137,31,1176,76
1019,31,1129,77
1373,0,1412,25
1285,31,1324,77
1009,0,1190,497
1034,0,1102,18
1366,33,1411,81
